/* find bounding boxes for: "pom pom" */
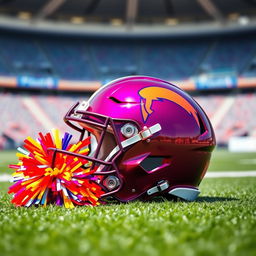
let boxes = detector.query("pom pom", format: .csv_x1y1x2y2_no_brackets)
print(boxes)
8,129,104,208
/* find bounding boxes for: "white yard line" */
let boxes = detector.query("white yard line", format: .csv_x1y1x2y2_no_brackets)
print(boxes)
0,171,256,182
205,171,256,178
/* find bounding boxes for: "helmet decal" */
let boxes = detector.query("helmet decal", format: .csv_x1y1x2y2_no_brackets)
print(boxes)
139,86,200,126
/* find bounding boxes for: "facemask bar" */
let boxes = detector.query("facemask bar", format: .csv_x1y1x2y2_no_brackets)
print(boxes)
47,146,122,197
48,102,161,199
47,102,140,198
63,102,140,165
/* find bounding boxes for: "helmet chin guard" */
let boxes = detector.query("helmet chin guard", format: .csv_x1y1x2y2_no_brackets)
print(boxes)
52,76,215,202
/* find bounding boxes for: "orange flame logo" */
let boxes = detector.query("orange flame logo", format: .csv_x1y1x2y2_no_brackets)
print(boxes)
139,86,199,126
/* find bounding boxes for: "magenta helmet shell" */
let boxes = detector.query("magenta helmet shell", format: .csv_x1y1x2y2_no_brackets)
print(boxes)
64,76,216,202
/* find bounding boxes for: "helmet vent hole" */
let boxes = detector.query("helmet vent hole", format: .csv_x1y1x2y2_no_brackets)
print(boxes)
140,156,171,173
109,97,123,103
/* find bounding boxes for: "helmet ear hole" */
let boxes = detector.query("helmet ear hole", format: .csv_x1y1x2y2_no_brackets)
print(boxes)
121,123,138,138
103,176,120,190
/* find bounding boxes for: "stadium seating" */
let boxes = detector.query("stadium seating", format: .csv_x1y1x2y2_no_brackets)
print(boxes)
0,92,256,149
195,93,256,144
0,93,89,149
35,94,86,132
0,58,10,75
139,40,210,79
200,36,256,74
0,32,255,149
41,39,96,80
0,34,255,80
0,35,50,76
0,92,41,148
91,41,138,76
194,94,224,120
217,93,256,143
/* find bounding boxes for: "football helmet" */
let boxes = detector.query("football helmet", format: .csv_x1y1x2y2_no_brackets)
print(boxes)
60,76,216,202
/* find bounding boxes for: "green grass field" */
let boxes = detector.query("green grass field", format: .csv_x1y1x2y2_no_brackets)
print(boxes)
0,149,256,256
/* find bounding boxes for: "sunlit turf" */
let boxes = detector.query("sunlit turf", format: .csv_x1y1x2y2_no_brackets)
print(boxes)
0,178,256,256
208,149,256,171
0,150,256,256
0,150,17,174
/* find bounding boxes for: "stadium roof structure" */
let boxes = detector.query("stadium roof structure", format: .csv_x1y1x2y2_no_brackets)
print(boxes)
0,0,256,36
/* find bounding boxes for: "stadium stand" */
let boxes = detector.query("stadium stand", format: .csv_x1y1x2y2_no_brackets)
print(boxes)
0,31,256,149
0,35,50,76
217,93,256,142
0,91,256,149
35,94,86,132
195,93,256,144
139,40,210,79
0,57,10,75
0,33,255,80
0,92,41,148
0,92,89,149
91,41,138,79
200,36,256,74
41,39,96,80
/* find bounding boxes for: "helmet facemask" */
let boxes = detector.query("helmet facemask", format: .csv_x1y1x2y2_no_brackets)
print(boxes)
48,101,150,198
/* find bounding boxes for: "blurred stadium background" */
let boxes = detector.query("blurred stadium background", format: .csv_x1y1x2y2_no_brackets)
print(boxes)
0,2,256,256
0,0,256,151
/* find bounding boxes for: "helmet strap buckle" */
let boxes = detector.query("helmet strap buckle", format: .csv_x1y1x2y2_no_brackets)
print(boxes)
147,180,169,196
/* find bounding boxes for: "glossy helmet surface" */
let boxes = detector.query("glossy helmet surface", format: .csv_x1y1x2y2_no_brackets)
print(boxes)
63,76,216,202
